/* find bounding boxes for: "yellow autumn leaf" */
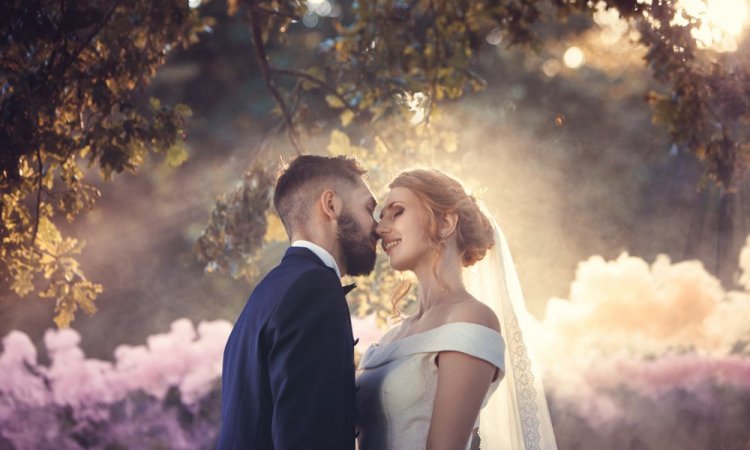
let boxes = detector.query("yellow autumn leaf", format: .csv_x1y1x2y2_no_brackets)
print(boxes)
54,303,75,328
42,169,55,190
302,67,325,90
10,270,34,297
175,103,193,117
43,263,57,279
166,142,188,167
340,109,355,127
37,217,62,253
72,283,100,315
39,253,55,264
134,32,148,49
325,94,346,109
307,67,324,79
327,129,352,155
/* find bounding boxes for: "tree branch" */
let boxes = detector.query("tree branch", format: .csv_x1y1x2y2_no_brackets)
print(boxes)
270,68,395,154
250,5,301,21
67,1,119,70
30,147,43,248
41,1,119,90
425,0,439,125
270,68,352,110
248,10,302,154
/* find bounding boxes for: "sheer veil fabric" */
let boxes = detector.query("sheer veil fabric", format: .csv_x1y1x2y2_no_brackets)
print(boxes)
463,208,558,450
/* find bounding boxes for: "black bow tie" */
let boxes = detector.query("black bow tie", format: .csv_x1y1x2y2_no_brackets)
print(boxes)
343,283,357,295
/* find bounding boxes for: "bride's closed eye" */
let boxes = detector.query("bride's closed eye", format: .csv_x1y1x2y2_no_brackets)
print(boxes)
379,203,404,220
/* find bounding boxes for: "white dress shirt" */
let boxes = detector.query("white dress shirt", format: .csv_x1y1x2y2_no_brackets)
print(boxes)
291,240,342,279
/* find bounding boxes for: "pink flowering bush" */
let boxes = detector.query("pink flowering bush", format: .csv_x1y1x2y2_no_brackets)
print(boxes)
530,245,750,449
0,319,230,449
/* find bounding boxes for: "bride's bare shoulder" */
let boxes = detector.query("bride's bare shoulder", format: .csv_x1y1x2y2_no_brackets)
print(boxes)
447,297,501,333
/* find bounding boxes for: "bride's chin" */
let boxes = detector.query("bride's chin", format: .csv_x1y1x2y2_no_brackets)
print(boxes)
388,258,411,272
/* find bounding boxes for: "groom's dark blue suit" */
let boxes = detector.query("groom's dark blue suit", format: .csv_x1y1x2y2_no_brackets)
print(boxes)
217,246,357,450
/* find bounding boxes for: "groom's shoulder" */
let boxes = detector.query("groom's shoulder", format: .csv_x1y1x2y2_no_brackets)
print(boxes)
254,261,341,321
258,254,339,294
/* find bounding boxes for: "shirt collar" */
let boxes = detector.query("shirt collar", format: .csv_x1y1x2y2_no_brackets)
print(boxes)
291,240,342,278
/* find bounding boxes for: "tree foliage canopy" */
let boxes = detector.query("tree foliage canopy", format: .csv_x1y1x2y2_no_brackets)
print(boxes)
1,0,206,327
2,0,749,326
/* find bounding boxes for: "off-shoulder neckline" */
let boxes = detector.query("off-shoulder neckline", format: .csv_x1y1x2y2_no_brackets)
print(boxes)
374,321,502,349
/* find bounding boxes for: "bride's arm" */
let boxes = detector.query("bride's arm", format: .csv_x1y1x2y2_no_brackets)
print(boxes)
427,301,502,450
426,350,497,450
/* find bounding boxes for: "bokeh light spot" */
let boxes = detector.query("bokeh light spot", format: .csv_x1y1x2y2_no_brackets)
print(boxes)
563,46,585,69
303,12,319,28
486,28,503,46
542,59,561,77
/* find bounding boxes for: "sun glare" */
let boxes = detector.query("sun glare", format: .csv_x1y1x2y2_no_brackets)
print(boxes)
677,0,749,52
400,91,429,125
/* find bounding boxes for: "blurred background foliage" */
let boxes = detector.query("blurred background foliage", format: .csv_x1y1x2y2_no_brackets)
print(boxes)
2,0,750,346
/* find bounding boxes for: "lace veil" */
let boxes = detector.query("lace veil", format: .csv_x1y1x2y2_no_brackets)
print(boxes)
463,207,558,450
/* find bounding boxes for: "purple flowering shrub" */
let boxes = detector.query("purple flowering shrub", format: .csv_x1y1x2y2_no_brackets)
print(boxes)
0,319,230,450
1,307,749,449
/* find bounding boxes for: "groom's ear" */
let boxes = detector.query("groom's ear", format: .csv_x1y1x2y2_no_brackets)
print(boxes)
319,189,343,221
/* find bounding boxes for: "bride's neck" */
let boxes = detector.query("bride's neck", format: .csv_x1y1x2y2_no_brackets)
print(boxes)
413,250,464,315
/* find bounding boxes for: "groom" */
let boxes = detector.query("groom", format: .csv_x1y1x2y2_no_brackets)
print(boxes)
217,155,378,449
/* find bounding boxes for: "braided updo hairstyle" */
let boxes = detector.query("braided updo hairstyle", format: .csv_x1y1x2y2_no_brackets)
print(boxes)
388,169,495,314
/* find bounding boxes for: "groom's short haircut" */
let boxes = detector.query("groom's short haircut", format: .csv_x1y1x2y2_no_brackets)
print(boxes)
274,155,366,238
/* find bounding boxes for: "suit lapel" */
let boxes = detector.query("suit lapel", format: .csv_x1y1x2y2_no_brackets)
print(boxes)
283,247,356,296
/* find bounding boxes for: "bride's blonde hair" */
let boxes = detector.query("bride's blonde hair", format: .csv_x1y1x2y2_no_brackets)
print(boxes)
388,169,495,315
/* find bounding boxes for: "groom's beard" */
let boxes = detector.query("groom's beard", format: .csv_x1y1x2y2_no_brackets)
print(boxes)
337,210,377,277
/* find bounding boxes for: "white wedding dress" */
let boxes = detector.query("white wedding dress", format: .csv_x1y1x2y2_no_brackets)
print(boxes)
355,210,558,450
356,322,505,450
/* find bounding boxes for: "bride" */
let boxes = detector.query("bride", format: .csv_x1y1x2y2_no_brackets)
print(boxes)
356,169,557,450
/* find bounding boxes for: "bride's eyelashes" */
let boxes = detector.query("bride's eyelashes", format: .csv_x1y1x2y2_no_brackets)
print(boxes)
393,207,404,218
